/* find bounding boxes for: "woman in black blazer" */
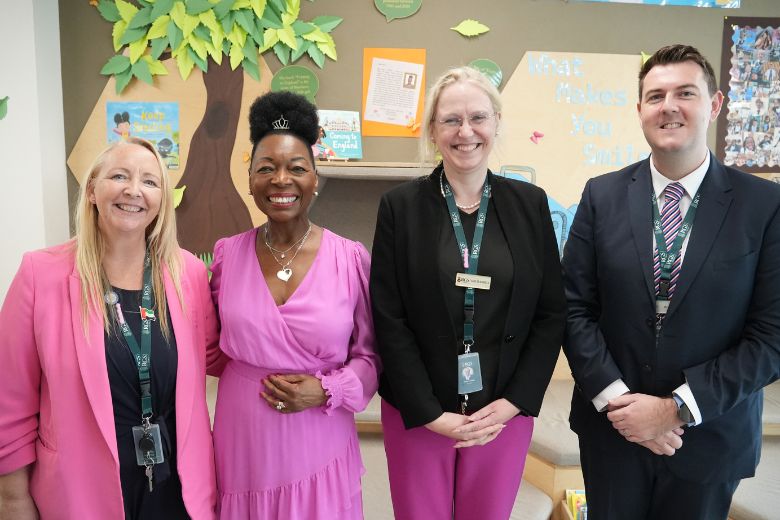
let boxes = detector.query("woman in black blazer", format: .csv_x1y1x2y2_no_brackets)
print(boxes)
370,66,566,520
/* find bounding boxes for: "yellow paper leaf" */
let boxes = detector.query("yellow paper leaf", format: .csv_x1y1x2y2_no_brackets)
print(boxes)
641,51,651,64
450,19,490,37
112,20,128,51
142,56,169,75
261,28,279,51
198,10,220,33
187,36,208,61
277,25,297,50
147,15,170,40
115,0,138,22
229,25,248,48
317,36,337,61
129,38,149,63
169,2,186,30
286,0,300,19
204,41,222,64
229,42,244,70
281,11,296,26
173,186,186,208
250,0,267,18
176,48,195,80
301,27,328,43
232,0,251,9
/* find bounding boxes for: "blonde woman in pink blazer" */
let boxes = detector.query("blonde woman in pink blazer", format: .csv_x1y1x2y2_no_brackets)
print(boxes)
0,138,219,519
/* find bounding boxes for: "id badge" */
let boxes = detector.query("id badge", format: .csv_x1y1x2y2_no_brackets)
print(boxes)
458,352,483,395
655,299,670,315
455,273,492,290
132,423,165,466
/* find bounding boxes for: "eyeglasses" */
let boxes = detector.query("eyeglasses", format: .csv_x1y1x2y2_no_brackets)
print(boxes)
435,112,496,129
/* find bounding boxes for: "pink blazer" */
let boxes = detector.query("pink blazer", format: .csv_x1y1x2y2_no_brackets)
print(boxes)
0,242,219,519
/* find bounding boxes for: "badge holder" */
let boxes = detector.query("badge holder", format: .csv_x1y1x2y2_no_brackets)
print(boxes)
458,340,483,414
132,416,164,491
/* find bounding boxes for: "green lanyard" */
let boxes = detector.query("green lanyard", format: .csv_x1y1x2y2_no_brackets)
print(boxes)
113,251,155,420
441,172,491,353
651,189,700,299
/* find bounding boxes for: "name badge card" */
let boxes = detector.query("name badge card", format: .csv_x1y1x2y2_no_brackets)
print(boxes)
458,352,483,394
655,299,670,315
455,273,492,290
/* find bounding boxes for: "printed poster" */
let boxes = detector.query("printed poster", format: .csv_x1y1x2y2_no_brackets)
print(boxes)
106,101,180,169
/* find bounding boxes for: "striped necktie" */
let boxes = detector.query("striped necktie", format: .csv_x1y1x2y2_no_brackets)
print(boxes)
653,182,685,298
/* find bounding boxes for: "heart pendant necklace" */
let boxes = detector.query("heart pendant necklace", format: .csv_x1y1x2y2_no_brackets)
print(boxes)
264,222,313,283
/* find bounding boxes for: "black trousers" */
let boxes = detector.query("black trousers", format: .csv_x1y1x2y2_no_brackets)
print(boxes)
578,435,740,520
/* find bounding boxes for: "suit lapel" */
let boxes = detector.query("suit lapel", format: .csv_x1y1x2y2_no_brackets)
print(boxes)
168,265,194,449
628,161,657,305
69,270,119,464
666,156,732,319
490,173,524,334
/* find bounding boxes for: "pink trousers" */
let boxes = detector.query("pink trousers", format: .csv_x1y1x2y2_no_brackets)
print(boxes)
381,400,534,520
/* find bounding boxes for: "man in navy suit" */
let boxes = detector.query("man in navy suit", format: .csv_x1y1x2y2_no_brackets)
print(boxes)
563,44,780,519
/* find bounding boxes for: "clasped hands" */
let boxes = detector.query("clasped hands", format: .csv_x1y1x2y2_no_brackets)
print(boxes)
425,398,520,448
260,374,327,413
606,393,686,456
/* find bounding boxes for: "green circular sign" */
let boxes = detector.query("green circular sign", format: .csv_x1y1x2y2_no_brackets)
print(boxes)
270,66,319,103
374,0,422,22
469,59,503,89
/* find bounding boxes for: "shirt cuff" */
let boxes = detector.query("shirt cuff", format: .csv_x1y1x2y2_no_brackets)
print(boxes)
592,379,630,412
673,383,702,426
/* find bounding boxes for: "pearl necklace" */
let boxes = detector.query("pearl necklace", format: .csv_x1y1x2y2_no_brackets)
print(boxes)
439,171,481,210
263,222,312,282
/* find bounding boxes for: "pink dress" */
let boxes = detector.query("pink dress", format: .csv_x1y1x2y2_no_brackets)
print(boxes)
210,228,379,519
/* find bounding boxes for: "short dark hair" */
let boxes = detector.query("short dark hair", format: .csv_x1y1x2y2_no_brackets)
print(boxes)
639,44,718,99
248,91,319,164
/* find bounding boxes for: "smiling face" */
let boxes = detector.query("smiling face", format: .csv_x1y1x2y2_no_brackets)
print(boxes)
249,133,318,224
432,81,499,178
88,142,163,242
637,61,723,168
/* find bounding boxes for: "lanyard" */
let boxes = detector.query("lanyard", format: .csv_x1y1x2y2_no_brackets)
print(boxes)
113,251,155,420
651,189,700,299
441,172,491,353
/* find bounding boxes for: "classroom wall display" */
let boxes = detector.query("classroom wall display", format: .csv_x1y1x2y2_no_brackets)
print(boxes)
717,18,780,175
574,0,740,7
488,51,651,256
106,101,180,169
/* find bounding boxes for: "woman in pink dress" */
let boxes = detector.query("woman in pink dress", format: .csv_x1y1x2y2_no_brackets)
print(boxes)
208,91,380,519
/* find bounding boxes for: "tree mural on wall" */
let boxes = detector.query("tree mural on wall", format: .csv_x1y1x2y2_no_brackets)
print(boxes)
96,0,341,255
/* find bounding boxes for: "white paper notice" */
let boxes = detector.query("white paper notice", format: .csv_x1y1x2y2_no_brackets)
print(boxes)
364,58,424,126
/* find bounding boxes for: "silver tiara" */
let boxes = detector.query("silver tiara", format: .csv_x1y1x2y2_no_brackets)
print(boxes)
272,114,290,130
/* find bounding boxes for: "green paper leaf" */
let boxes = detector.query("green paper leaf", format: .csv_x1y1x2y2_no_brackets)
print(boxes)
127,6,153,30
167,17,184,50
243,57,260,81
221,11,235,33
291,20,314,36
150,37,169,59
232,0,251,8
311,15,342,33
114,68,134,93
290,37,309,61
242,38,258,64
306,43,324,68
260,6,282,28
119,26,148,46
132,58,154,84
97,0,121,22
222,39,232,55
193,24,211,42
173,186,186,208
147,15,170,40
151,0,175,19
100,54,132,75
450,19,489,37
235,9,257,37
188,47,209,72
185,0,214,16
268,0,285,15
273,42,290,65
214,0,235,20
0,96,9,121
115,0,139,23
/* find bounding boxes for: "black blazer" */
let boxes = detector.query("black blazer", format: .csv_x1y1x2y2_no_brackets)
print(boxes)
370,167,566,429
563,154,780,482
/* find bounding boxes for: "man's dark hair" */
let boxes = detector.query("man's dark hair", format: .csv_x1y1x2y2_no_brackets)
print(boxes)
639,44,718,99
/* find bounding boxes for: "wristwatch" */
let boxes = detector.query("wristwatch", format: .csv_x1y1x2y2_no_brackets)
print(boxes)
672,394,693,425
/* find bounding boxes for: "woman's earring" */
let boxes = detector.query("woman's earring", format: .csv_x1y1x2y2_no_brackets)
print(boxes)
314,191,319,196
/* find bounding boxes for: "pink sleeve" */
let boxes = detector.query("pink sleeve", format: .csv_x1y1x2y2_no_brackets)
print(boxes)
206,239,230,377
0,254,42,473
316,242,380,414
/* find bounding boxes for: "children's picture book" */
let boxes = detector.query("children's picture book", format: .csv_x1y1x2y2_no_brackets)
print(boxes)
106,102,180,169
315,110,363,160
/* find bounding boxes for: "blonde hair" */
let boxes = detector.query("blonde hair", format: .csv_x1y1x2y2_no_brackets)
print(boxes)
74,137,182,340
420,66,503,162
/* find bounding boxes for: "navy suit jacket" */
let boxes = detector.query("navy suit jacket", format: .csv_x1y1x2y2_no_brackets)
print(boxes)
563,154,780,483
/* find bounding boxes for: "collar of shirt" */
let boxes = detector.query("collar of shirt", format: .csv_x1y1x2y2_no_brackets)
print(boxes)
650,152,710,212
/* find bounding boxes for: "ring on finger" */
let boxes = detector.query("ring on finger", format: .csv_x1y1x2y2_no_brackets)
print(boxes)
276,401,286,411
